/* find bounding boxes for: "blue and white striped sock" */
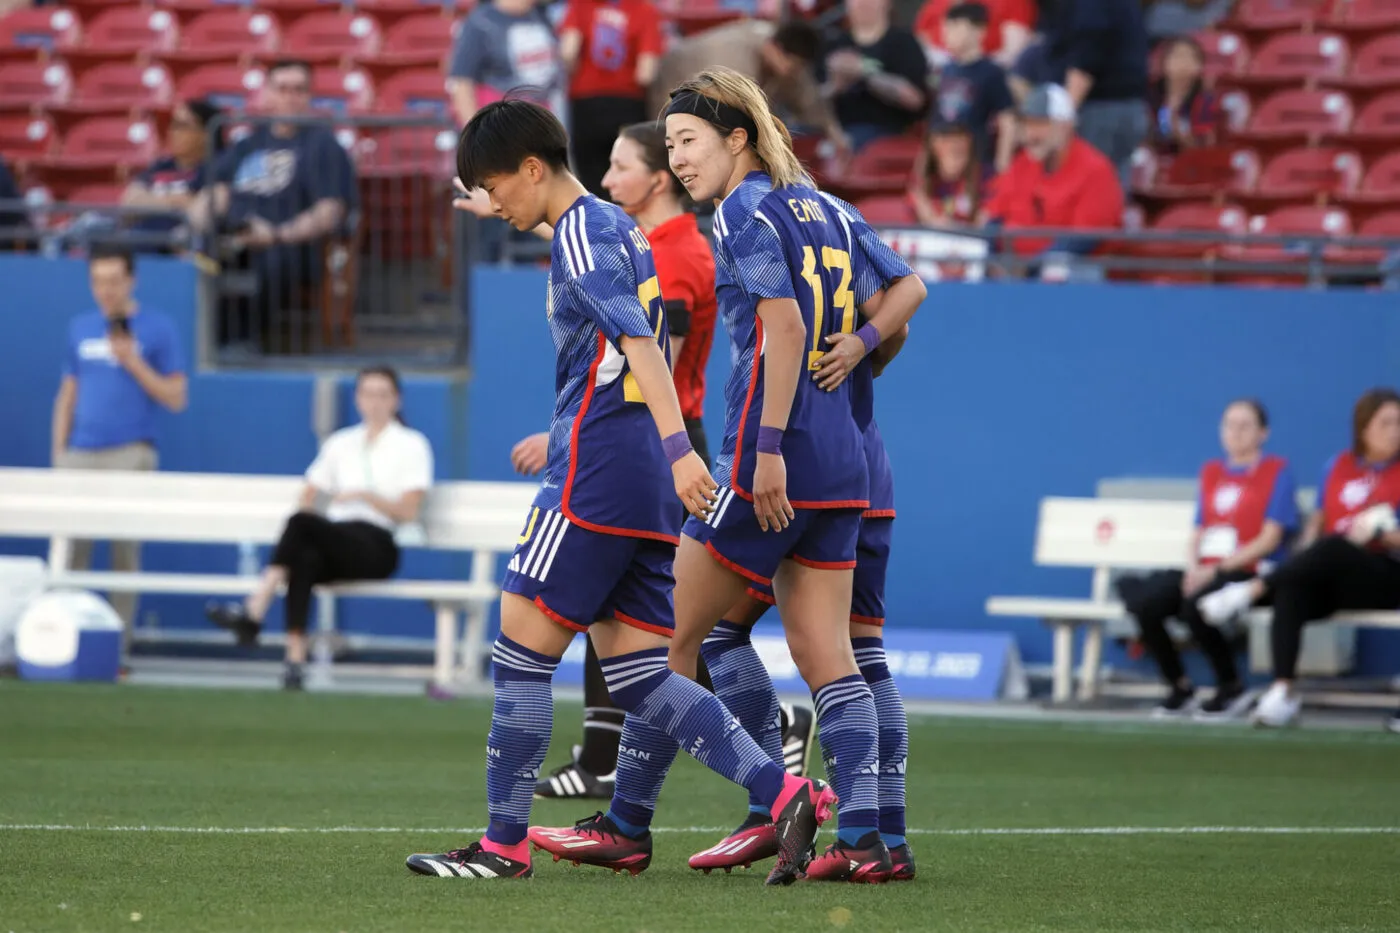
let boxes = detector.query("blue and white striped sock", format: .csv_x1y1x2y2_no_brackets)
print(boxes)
603,647,786,833
702,620,783,812
853,636,909,849
813,674,880,847
484,635,559,847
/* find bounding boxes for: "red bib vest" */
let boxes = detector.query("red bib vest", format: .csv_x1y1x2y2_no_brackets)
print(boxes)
1197,455,1287,569
1320,453,1400,548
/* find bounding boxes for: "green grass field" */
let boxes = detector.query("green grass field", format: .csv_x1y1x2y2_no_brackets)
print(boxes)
2,683,1398,933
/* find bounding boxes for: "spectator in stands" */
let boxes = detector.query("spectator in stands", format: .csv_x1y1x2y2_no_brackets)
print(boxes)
0,154,25,249
651,21,846,154
1039,0,1150,192
980,83,1123,280
934,2,1017,172
908,114,986,227
121,98,222,251
1145,0,1237,44
914,0,1035,68
1200,388,1400,731
51,244,187,668
447,0,564,127
1116,399,1298,718
824,0,930,151
188,60,357,351
1146,35,1222,155
206,367,434,691
558,0,664,198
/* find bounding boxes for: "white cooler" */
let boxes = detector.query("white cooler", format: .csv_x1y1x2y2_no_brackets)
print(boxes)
16,589,123,682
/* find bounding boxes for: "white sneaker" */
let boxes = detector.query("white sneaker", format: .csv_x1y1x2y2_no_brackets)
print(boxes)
1249,682,1301,728
1198,581,1255,625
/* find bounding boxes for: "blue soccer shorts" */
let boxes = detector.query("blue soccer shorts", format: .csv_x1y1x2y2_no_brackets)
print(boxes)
501,506,675,636
742,515,892,625
683,486,862,587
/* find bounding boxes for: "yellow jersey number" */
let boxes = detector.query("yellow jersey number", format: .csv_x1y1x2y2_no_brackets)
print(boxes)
622,275,663,403
799,246,856,370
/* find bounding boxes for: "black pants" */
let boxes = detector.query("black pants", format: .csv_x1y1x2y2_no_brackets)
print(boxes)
1118,568,1255,687
569,96,649,199
1264,535,1400,679
270,511,399,633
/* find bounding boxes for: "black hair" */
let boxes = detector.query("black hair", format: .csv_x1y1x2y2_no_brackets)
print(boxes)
456,97,570,190
1151,35,1207,113
1225,397,1269,430
183,97,225,156
618,121,690,207
771,22,822,64
267,58,312,80
88,242,135,275
358,365,406,425
945,2,990,28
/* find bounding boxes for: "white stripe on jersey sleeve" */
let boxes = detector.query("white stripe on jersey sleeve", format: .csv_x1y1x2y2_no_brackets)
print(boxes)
559,211,579,279
752,209,779,235
577,204,595,271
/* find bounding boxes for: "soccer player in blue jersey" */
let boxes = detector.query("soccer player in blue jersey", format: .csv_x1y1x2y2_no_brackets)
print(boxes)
404,98,835,882
529,70,923,884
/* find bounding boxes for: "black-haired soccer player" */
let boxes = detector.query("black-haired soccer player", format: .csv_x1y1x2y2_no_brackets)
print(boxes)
403,98,833,882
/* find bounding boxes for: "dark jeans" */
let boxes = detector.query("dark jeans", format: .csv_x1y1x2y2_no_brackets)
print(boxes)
1118,568,1256,687
270,511,399,633
1264,535,1400,679
569,96,649,199
685,417,711,471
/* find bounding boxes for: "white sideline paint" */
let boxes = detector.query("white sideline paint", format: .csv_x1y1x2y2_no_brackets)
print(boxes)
1,824,1397,837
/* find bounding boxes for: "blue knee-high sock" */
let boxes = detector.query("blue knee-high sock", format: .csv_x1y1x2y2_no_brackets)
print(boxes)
485,635,560,847
813,674,880,847
702,620,783,812
853,637,908,849
602,647,786,836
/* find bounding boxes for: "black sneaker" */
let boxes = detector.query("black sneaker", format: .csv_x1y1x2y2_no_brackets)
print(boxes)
406,841,533,879
1194,683,1253,720
779,702,815,777
282,664,304,692
1152,685,1196,718
764,775,837,886
889,842,916,881
205,601,261,647
534,755,615,800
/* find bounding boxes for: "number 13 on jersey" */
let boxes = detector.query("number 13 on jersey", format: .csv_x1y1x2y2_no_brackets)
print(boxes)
799,246,855,370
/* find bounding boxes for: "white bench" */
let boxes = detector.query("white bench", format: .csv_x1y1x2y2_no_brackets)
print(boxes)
0,466,538,689
985,496,1400,703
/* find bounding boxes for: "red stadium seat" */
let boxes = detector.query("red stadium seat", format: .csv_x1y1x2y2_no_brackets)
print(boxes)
61,62,176,115
40,117,160,185
1340,151,1400,204
1250,146,1364,203
1358,210,1400,238
1227,0,1327,33
1237,88,1354,141
1330,210,1400,263
1141,146,1259,200
853,195,917,226
66,7,181,64
354,125,456,177
1336,33,1400,87
1145,201,1249,255
367,12,457,70
0,60,73,110
1195,30,1252,83
280,11,383,64
0,6,81,60
824,135,925,201
311,67,375,115
64,182,124,205
1326,0,1400,32
161,9,281,64
0,113,56,161
1349,90,1400,144
175,63,266,110
375,67,449,117
1225,205,1354,279
1241,32,1350,86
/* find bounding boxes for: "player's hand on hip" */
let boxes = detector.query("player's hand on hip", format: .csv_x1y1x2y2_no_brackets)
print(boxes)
672,452,718,520
510,432,549,476
752,452,795,532
812,332,866,391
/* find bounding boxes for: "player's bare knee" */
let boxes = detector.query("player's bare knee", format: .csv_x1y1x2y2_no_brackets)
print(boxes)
499,592,574,659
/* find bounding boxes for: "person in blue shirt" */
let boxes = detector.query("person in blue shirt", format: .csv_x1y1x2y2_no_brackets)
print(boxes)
50,243,187,665
403,98,833,884
936,3,1016,172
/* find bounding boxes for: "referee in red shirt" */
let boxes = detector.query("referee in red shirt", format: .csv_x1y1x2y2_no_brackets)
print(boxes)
559,0,665,198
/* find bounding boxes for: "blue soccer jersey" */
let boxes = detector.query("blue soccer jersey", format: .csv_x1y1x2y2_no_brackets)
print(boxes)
711,171,872,509
537,194,679,542
819,192,917,519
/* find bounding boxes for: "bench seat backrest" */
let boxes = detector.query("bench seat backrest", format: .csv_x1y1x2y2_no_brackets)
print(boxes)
0,467,539,552
1034,497,1196,571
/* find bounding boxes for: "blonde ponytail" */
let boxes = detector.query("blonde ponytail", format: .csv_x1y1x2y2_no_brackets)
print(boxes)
667,68,807,189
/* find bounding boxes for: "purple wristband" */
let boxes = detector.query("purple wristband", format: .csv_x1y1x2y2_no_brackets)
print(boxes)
856,322,881,355
662,430,693,464
756,426,784,455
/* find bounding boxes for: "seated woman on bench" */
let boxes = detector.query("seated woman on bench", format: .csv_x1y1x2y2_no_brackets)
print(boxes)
1200,388,1400,731
1118,399,1299,719
206,366,434,690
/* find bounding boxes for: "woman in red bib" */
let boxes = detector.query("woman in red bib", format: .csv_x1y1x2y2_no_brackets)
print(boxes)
1118,399,1298,719
1201,388,1400,729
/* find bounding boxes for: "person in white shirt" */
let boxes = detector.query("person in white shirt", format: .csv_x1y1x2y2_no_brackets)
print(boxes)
206,366,435,689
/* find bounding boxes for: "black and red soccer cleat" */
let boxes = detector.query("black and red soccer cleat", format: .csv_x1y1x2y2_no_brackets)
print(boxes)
764,774,838,886
405,841,532,879
801,832,894,884
688,812,780,874
527,811,652,876
888,842,917,881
